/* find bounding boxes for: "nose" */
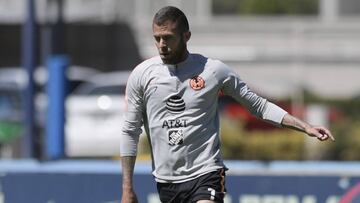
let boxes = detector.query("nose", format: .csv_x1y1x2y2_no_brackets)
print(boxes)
159,38,167,49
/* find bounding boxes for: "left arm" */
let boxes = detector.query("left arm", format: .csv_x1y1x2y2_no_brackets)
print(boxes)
217,62,334,142
281,113,335,141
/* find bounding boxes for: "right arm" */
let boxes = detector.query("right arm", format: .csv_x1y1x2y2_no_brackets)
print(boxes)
121,156,138,203
120,68,144,203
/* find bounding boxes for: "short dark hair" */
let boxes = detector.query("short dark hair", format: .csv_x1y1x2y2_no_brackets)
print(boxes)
153,6,189,33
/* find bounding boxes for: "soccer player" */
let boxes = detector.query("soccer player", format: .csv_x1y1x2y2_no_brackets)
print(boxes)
120,6,334,203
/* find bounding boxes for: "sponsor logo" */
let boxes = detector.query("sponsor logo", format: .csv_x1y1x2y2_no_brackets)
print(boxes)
166,95,185,113
162,119,187,129
162,119,187,146
340,183,360,203
168,130,184,145
164,95,187,145
190,75,205,90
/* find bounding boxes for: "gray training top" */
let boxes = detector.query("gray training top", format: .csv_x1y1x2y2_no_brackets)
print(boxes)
120,53,287,183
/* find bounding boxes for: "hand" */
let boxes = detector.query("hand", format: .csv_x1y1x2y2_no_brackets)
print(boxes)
121,156,138,203
121,189,138,203
121,187,139,203
305,126,335,141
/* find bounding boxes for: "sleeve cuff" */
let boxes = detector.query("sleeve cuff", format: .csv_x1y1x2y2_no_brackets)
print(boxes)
262,102,288,126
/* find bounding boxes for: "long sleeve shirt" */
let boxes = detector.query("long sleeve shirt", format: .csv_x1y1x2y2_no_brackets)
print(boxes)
120,53,287,183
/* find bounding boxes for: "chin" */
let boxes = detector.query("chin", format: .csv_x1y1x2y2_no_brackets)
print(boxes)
161,57,174,64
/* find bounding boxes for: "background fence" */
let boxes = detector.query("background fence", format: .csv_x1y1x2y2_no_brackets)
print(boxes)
1,160,360,203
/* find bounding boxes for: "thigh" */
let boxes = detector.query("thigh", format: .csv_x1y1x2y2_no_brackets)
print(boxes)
191,169,227,203
196,200,217,203
157,182,180,203
156,169,227,203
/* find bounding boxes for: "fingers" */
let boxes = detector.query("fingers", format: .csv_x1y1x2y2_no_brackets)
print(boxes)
316,133,329,141
315,132,327,141
318,127,335,141
323,128,335,141
314,126,335,142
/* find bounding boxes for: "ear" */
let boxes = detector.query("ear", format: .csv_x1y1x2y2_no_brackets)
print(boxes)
183,31,191,42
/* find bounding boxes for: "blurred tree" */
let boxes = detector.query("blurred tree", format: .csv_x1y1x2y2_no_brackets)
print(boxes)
212,0,240,14
213,0,319,15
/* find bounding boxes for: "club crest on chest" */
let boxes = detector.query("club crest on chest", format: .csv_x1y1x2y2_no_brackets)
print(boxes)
189,75,205,90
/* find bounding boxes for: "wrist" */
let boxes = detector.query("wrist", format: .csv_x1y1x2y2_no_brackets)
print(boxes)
304,125,313,134
122,184,134,191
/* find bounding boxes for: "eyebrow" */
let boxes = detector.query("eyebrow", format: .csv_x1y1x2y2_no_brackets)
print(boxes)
153,32,175,37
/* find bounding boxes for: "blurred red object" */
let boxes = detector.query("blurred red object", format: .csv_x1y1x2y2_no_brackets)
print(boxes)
220,97,344,131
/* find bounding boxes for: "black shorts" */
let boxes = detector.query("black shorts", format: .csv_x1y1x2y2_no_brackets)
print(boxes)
156,169,227,203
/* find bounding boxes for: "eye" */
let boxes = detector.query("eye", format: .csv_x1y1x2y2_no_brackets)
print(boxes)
163,35,173,41
154,36,160,43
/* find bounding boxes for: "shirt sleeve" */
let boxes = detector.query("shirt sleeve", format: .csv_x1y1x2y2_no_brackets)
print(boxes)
120,67,144,156
216,60,287,126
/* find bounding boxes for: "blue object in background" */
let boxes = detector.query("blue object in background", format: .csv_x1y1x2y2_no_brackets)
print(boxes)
1,160,360,203
21,0,37,158
46,55,69,160
1,170,359,203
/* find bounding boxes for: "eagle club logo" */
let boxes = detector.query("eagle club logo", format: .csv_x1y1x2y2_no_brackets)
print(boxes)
190,75,205,90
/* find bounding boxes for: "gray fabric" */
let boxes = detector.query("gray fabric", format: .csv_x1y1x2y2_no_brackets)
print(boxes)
120,53,287,183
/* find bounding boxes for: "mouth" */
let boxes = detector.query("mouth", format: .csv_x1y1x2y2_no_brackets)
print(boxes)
160,53,170,58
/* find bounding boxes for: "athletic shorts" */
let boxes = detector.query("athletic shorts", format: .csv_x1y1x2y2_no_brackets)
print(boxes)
156,169,227,203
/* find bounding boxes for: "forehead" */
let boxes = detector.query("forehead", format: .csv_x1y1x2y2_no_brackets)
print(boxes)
153,20,179,35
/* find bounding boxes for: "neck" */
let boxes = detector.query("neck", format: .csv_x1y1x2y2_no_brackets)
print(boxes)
168,51,189,65
177,51,189,64
162,50,189,65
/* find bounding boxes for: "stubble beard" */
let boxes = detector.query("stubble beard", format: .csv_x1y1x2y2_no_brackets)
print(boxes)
161,36,187,65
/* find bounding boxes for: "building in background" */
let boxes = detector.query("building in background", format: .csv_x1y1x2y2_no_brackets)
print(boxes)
0,0,360,159
0,0,359,98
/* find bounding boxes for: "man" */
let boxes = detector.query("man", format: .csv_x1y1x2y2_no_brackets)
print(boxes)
120,6,334,203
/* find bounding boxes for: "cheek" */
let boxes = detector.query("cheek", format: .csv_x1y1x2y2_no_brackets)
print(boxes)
169,40,182,51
